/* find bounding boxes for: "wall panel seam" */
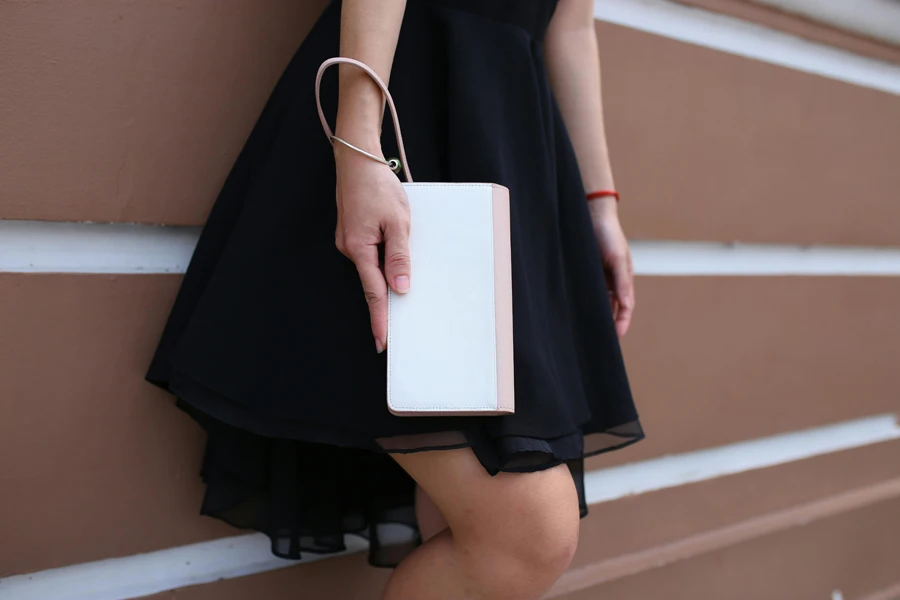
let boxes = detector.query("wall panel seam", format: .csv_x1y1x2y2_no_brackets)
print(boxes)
548,477,900,597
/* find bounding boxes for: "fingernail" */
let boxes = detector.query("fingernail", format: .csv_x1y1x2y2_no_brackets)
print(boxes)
375,338,384,354
394,275,410,293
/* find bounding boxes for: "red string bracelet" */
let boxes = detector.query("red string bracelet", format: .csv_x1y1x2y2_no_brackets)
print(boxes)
586,189,620,203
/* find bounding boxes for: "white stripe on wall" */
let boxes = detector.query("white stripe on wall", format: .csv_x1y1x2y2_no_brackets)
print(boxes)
0,536,367,600
631,241,900,276
749,0,900,46
0,221,198,275
594,0,900,96
2,413,896,600
585,413,900,504
3,220,900,276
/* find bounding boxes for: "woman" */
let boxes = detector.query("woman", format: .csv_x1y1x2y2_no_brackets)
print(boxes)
147,0,643,597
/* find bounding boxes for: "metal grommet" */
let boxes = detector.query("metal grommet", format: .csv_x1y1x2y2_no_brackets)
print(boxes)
387,158,402,173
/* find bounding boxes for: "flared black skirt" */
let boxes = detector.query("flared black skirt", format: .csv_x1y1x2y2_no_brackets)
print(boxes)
147,0,643,568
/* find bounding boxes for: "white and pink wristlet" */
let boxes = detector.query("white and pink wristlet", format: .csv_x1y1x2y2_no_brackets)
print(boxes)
315,57,514,417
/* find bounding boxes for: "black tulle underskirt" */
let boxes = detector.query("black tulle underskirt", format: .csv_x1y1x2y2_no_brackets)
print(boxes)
176,382,642,567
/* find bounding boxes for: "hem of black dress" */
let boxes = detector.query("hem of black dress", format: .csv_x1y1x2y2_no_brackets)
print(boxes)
197,433,644,568
148,362,644,568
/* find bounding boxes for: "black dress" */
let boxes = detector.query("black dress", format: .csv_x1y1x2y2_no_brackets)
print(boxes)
147,0,643,568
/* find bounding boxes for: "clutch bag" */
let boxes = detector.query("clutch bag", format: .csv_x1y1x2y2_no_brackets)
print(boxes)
315,57,514,417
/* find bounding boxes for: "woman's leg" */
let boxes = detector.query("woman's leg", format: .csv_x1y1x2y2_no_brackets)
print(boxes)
415,484,449,542
383,448,580,600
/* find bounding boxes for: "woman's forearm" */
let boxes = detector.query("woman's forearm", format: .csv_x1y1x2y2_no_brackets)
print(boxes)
544,2,616,199
336,0,407,151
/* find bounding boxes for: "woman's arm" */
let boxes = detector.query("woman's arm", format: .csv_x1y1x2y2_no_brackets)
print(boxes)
336,0,407,149
544,0,615,197
334,0,411,354
544,0,635,337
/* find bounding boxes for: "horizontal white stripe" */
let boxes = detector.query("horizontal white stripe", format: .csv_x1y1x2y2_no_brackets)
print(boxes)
0,535,368,600
2,413,896,600
584,413,900,504
594,0,900,96
0,221,197,275
2,220,900,276
750,0,900,46
631,241,900,275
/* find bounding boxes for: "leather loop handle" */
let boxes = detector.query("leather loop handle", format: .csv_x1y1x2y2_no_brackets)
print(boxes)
315,57,413,182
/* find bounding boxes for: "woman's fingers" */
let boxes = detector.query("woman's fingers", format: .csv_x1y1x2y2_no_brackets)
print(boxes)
383,216,411,294
591,211,636,338
347,211,410,354
611,254,635,338
348,241,389,353
333,154,412,353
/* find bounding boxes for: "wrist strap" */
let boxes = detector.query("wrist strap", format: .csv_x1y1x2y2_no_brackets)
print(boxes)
330,135,402,173
315,57,413,183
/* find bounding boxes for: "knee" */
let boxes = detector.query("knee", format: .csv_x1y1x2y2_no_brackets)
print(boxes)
459,478,580,598
508,472,580,573
503,501,580,581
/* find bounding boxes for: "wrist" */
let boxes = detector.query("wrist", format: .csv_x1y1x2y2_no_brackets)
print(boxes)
587,195,619,220
336,73,385,147
333,142,387,173
585,188,620,218
334,120,382,149
585,189,619,203
332,119,384,161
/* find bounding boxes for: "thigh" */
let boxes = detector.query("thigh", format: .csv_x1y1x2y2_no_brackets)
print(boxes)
392,447,579,541
415,485,449,541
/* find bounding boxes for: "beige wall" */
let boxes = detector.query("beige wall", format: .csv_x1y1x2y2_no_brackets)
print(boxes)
4,2,900,244
1,1,898,598
599,20,900,246
0,0,329,225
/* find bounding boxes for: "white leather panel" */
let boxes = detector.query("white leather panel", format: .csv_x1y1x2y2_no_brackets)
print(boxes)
387,183,506,415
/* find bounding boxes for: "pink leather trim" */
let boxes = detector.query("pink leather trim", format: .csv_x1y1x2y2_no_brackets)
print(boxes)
492,184,515,414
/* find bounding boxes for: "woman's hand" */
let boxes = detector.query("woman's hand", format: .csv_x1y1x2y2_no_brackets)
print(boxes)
334,146,411,354
588,199,634,338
